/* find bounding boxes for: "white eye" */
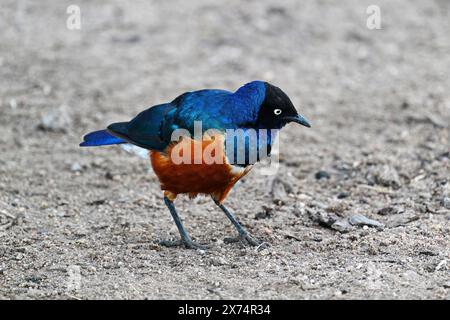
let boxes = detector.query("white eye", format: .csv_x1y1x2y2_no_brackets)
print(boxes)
274,108,282,115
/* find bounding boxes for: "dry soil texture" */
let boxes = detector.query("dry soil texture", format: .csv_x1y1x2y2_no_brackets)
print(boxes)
0,0,449,299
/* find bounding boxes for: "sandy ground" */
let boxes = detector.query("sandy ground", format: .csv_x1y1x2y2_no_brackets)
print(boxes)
0,0,449,300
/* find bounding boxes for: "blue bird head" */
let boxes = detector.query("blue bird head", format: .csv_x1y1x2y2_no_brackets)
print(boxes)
233,81,310,130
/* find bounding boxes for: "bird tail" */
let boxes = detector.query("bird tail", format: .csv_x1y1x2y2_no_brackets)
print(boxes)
79,129,125,147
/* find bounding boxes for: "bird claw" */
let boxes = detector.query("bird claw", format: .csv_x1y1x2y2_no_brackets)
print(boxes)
159,239,209,250
224,233,267,248
240,233,261,246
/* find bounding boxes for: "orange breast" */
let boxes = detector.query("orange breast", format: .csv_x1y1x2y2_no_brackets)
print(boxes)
150,133,251,203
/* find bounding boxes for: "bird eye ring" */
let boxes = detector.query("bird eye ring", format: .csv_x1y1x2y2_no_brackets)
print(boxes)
274,108,282,115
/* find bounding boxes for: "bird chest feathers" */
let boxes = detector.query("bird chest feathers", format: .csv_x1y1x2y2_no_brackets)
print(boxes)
150,132,252,202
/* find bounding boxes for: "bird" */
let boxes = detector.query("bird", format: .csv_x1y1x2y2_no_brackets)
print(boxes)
80,81,310,249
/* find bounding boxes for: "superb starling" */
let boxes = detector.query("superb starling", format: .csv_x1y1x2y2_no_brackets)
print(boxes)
80,81,310,249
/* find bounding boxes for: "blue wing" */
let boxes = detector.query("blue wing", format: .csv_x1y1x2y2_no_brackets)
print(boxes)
170,82,266,133
80,81,267,152
107,103,175,151
107,90,234,151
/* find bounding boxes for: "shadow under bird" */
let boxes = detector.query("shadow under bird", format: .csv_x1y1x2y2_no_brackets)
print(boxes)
80,81,310,249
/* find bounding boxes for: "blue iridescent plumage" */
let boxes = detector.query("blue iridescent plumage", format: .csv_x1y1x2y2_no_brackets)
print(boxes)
79,129,125,147
80,80,309,165
81,81,267,150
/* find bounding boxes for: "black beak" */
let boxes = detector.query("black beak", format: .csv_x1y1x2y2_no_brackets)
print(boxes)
283,114,311,128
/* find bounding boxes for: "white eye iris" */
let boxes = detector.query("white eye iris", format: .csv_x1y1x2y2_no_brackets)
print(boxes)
274,108,282,115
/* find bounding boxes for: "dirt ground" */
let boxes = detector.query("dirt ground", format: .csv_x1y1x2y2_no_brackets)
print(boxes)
0,0,449,300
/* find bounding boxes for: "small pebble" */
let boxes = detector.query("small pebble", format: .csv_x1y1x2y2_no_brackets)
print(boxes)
337,192,349,199
70,162,82,172
331,218,351,233
377,206,400,215
349,214,384,230
441,196,450,209
255,209,272,220
271,178,291,204
209,256,227,266
373,165,401,189
315,170,330,180
9,98,17,109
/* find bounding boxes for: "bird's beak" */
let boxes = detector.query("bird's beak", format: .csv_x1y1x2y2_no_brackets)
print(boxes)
284,114,311,128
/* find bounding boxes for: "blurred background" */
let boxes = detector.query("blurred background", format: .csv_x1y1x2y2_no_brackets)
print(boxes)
0,0,449,299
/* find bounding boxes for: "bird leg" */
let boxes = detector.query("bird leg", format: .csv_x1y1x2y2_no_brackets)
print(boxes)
213,199,264,247
161,197,207,250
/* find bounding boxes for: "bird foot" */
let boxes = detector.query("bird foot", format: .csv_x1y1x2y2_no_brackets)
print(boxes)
159,239,209,250
224,232,268,248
